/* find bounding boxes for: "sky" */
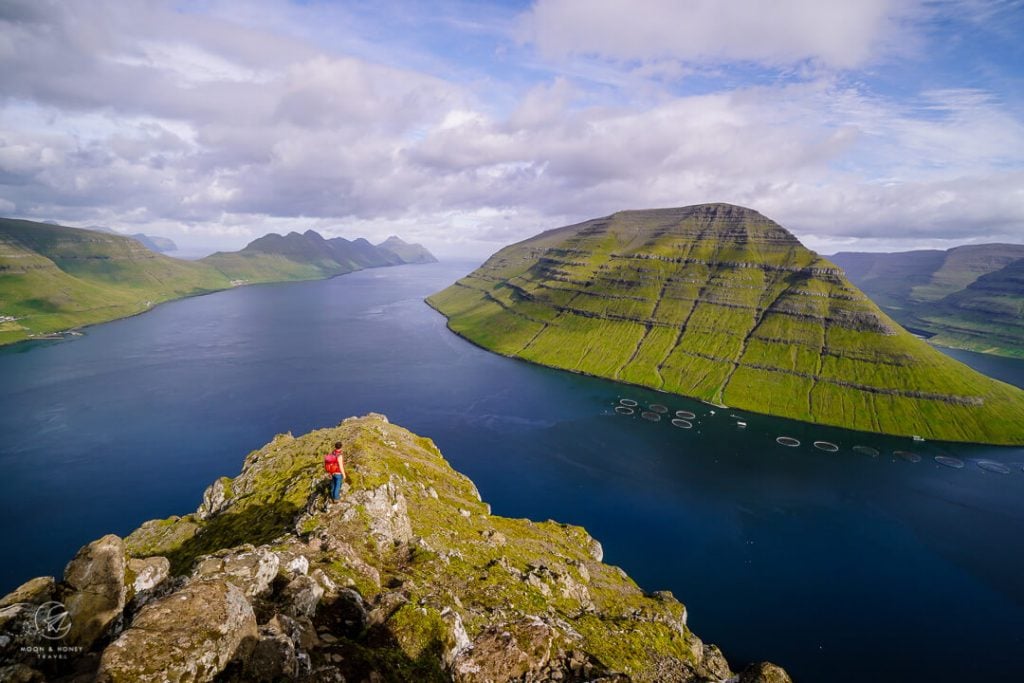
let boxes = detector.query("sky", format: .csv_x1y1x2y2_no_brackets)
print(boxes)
1,0,1023,258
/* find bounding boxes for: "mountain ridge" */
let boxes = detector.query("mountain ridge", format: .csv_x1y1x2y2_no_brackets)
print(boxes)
830,244,1024,357
427,204,1024,445
0,218,437,346
0,414,791,683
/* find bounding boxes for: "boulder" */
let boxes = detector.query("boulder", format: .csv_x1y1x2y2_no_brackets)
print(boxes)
127,556,169,595
280,575,324,619
698,643,734,681
451,617,585,683
196,477,233,520
740,661,794,683
0,603,39,666
0,664,45,682
62,534,127,648
244,616,299,682
192,546,280,598
339,479,413,550
440,607,471,669
96,579,257,683
0,576,55,609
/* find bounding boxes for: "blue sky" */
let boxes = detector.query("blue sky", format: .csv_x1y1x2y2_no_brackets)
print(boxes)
1,0,1022,256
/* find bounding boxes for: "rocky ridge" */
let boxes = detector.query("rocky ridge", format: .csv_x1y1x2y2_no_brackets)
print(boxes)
0,415,790,683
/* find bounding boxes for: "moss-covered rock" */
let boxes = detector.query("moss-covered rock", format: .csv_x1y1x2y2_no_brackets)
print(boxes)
61,534,127,649
2,415,791,681
96,579,257,683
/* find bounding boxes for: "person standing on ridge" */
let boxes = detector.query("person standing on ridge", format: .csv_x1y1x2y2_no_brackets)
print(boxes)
324,441,346,503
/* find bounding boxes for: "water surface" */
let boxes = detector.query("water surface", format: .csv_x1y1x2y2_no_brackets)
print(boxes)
1,262,1022,682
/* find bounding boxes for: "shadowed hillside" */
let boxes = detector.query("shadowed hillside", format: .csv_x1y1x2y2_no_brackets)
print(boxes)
831,245,1024,357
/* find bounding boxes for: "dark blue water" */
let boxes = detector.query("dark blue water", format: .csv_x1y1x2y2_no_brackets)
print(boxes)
2,262,1023,682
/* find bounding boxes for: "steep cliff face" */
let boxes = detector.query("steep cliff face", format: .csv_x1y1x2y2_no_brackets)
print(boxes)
427,204,1024,445
0,415,789,683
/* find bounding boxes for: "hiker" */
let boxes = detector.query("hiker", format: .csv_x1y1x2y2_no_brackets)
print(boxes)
324,441,346,502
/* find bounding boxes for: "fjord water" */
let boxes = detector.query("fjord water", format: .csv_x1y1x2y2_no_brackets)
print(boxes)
1,262,1022,682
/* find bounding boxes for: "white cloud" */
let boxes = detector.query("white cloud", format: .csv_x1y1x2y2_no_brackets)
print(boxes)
519,0,919,69
0,0,1021,257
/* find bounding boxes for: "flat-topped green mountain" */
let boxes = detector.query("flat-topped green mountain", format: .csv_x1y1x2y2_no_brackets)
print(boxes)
428,204,1024,445
0,218,436,346
831,245,1024,357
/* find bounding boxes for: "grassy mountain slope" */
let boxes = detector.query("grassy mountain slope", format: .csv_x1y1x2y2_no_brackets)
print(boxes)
831,244,1024,356
428,204,1024,445
918,258,1024,357
200,230,435,283
828,250,946,309
378,235,440,264
0,218,230,345
0,219,438,345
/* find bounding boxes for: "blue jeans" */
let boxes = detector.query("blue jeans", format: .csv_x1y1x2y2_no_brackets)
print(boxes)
330,474,343,500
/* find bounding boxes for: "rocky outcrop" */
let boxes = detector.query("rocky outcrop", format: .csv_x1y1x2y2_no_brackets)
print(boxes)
96,579,257,682
740,661,794,683
0,415,791,682
62,534,127,649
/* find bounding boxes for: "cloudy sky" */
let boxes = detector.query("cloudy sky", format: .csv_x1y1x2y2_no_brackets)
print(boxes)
1,0,1022,257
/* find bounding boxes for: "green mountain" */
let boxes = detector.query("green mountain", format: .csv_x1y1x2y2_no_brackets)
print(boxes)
427,204,1024,445
0,414,789,682
831,244,1024,357
200,230,435,283
0,218,231,345
85,225,179,252
920,258,1024,357
130,233,178,253
378,235,440,264
0,219,437,346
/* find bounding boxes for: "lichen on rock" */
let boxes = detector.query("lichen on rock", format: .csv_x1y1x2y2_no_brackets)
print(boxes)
1,414,792,682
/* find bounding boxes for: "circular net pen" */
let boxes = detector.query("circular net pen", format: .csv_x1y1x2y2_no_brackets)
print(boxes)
614,406,635,416
649,404,669,414
852,445,880,457
619,398,638,407
675,410,696,420
640,411,662,422
934,455,964,469
894,450,921,463
977,460,1011,474
776,436,801,447
813,441,839,452
670,418,693,429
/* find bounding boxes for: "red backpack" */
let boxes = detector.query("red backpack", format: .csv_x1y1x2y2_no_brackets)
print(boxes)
324,451,341,474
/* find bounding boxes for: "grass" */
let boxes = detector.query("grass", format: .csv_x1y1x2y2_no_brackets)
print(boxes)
428,204,1024,445
120,415,711,681
0,218,435,346
832,245,1024,357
